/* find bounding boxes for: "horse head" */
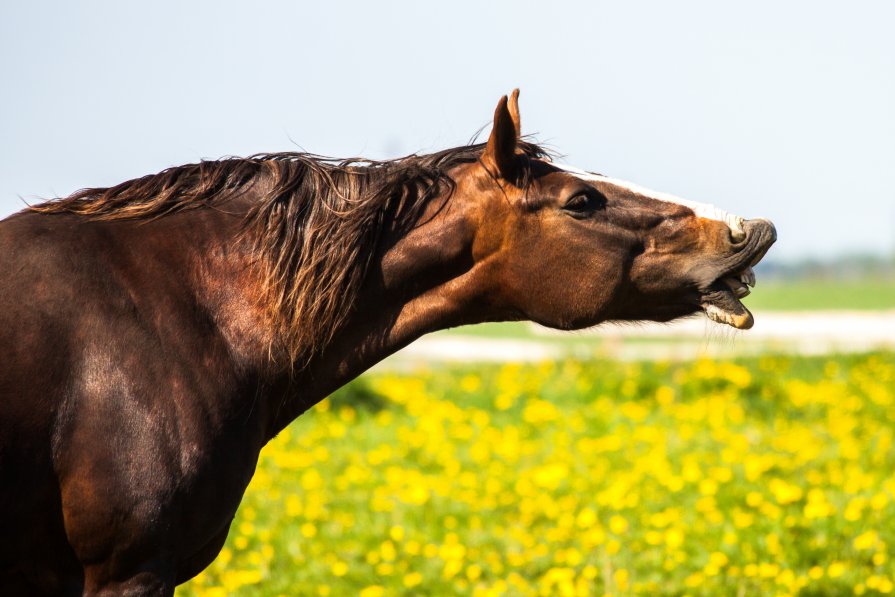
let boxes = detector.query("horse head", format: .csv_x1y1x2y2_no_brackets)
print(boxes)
409,89,776,333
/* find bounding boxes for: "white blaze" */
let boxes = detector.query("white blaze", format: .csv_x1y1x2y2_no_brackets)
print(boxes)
555,163,746,241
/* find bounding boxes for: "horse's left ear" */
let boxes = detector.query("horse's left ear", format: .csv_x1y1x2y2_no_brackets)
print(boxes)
483,89,522,181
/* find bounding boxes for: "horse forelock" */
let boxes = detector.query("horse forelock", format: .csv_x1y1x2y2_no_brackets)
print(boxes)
29,141,551,367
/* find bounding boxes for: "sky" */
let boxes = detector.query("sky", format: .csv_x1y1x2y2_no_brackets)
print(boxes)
1,1,893,260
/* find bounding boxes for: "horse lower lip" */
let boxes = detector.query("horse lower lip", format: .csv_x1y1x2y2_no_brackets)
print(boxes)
701,284,754,329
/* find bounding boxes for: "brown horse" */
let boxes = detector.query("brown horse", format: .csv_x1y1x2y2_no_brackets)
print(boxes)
0,90,775,596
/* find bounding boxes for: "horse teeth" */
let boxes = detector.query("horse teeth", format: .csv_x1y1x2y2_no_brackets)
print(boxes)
722,276,748,297
740,267,755,288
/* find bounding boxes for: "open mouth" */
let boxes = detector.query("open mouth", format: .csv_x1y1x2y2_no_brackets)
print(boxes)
701,267,757,329
700,219,777,330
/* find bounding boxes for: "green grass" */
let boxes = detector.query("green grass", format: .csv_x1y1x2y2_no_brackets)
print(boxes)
442,322,541,340
178,352,895,596
744,278,895,311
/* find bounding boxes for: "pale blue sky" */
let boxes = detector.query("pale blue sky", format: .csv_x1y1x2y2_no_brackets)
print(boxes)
2,1,893,259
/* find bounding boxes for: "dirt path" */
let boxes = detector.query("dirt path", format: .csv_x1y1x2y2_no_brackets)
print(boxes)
383,310,895,364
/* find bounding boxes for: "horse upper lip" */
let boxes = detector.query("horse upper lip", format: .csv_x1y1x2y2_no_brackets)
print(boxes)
719,218,777,278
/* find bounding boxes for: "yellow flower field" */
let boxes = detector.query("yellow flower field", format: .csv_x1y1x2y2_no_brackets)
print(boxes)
178,352,895,596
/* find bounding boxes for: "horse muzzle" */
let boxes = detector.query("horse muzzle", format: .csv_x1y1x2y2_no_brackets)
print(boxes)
700,218,777,329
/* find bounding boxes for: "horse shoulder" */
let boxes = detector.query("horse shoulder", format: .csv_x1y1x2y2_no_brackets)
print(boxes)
0,210,264,590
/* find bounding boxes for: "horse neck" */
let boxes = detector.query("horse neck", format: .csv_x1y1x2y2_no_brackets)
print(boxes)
261,192,490,436
262,284,478,435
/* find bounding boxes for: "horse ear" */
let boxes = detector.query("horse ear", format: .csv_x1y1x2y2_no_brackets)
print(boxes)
508,88,522,138
483,89,522,181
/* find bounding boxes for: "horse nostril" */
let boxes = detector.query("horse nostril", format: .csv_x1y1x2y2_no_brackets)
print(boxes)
726,215,747,243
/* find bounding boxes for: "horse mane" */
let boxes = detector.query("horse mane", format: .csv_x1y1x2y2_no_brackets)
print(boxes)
31,141,551,365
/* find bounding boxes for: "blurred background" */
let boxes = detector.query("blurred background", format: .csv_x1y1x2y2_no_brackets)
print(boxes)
2,1,893,362
3,2,894,595
2,2,894,259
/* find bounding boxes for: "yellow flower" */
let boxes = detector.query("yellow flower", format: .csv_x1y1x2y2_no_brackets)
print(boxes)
460,374,481,392
655,385,675,405
443,559,463,579
854,530,879,551
746,491,764,507
403,572,423,588
769,478,803,505
331,561,348,577
615,568,630,590
300,469,323,491
522,399,560,424
380,540,397,562
495,392,515,410
776,569,795,588
699,479,719,496
606,539,621,555
467,564,482,581
576,507,597,529
609,515,628,535
827,562,846,578
375,562,394,576
684,572,704,587
389,525,405,542
221,570,262,591
664,528,684,548
217,548,232,566
404,540,421,556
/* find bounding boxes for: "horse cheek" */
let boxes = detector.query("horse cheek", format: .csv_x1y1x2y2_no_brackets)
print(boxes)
505,248,621,330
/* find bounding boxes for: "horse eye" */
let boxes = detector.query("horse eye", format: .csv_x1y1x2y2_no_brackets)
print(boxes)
563,192,602,215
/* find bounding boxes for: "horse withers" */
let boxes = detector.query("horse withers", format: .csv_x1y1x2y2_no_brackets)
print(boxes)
0,90,775,595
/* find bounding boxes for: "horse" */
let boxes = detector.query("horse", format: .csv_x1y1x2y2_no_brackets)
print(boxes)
0,89,776,596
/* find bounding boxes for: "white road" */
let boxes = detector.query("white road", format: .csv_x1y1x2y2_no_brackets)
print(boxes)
385,310,895,364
